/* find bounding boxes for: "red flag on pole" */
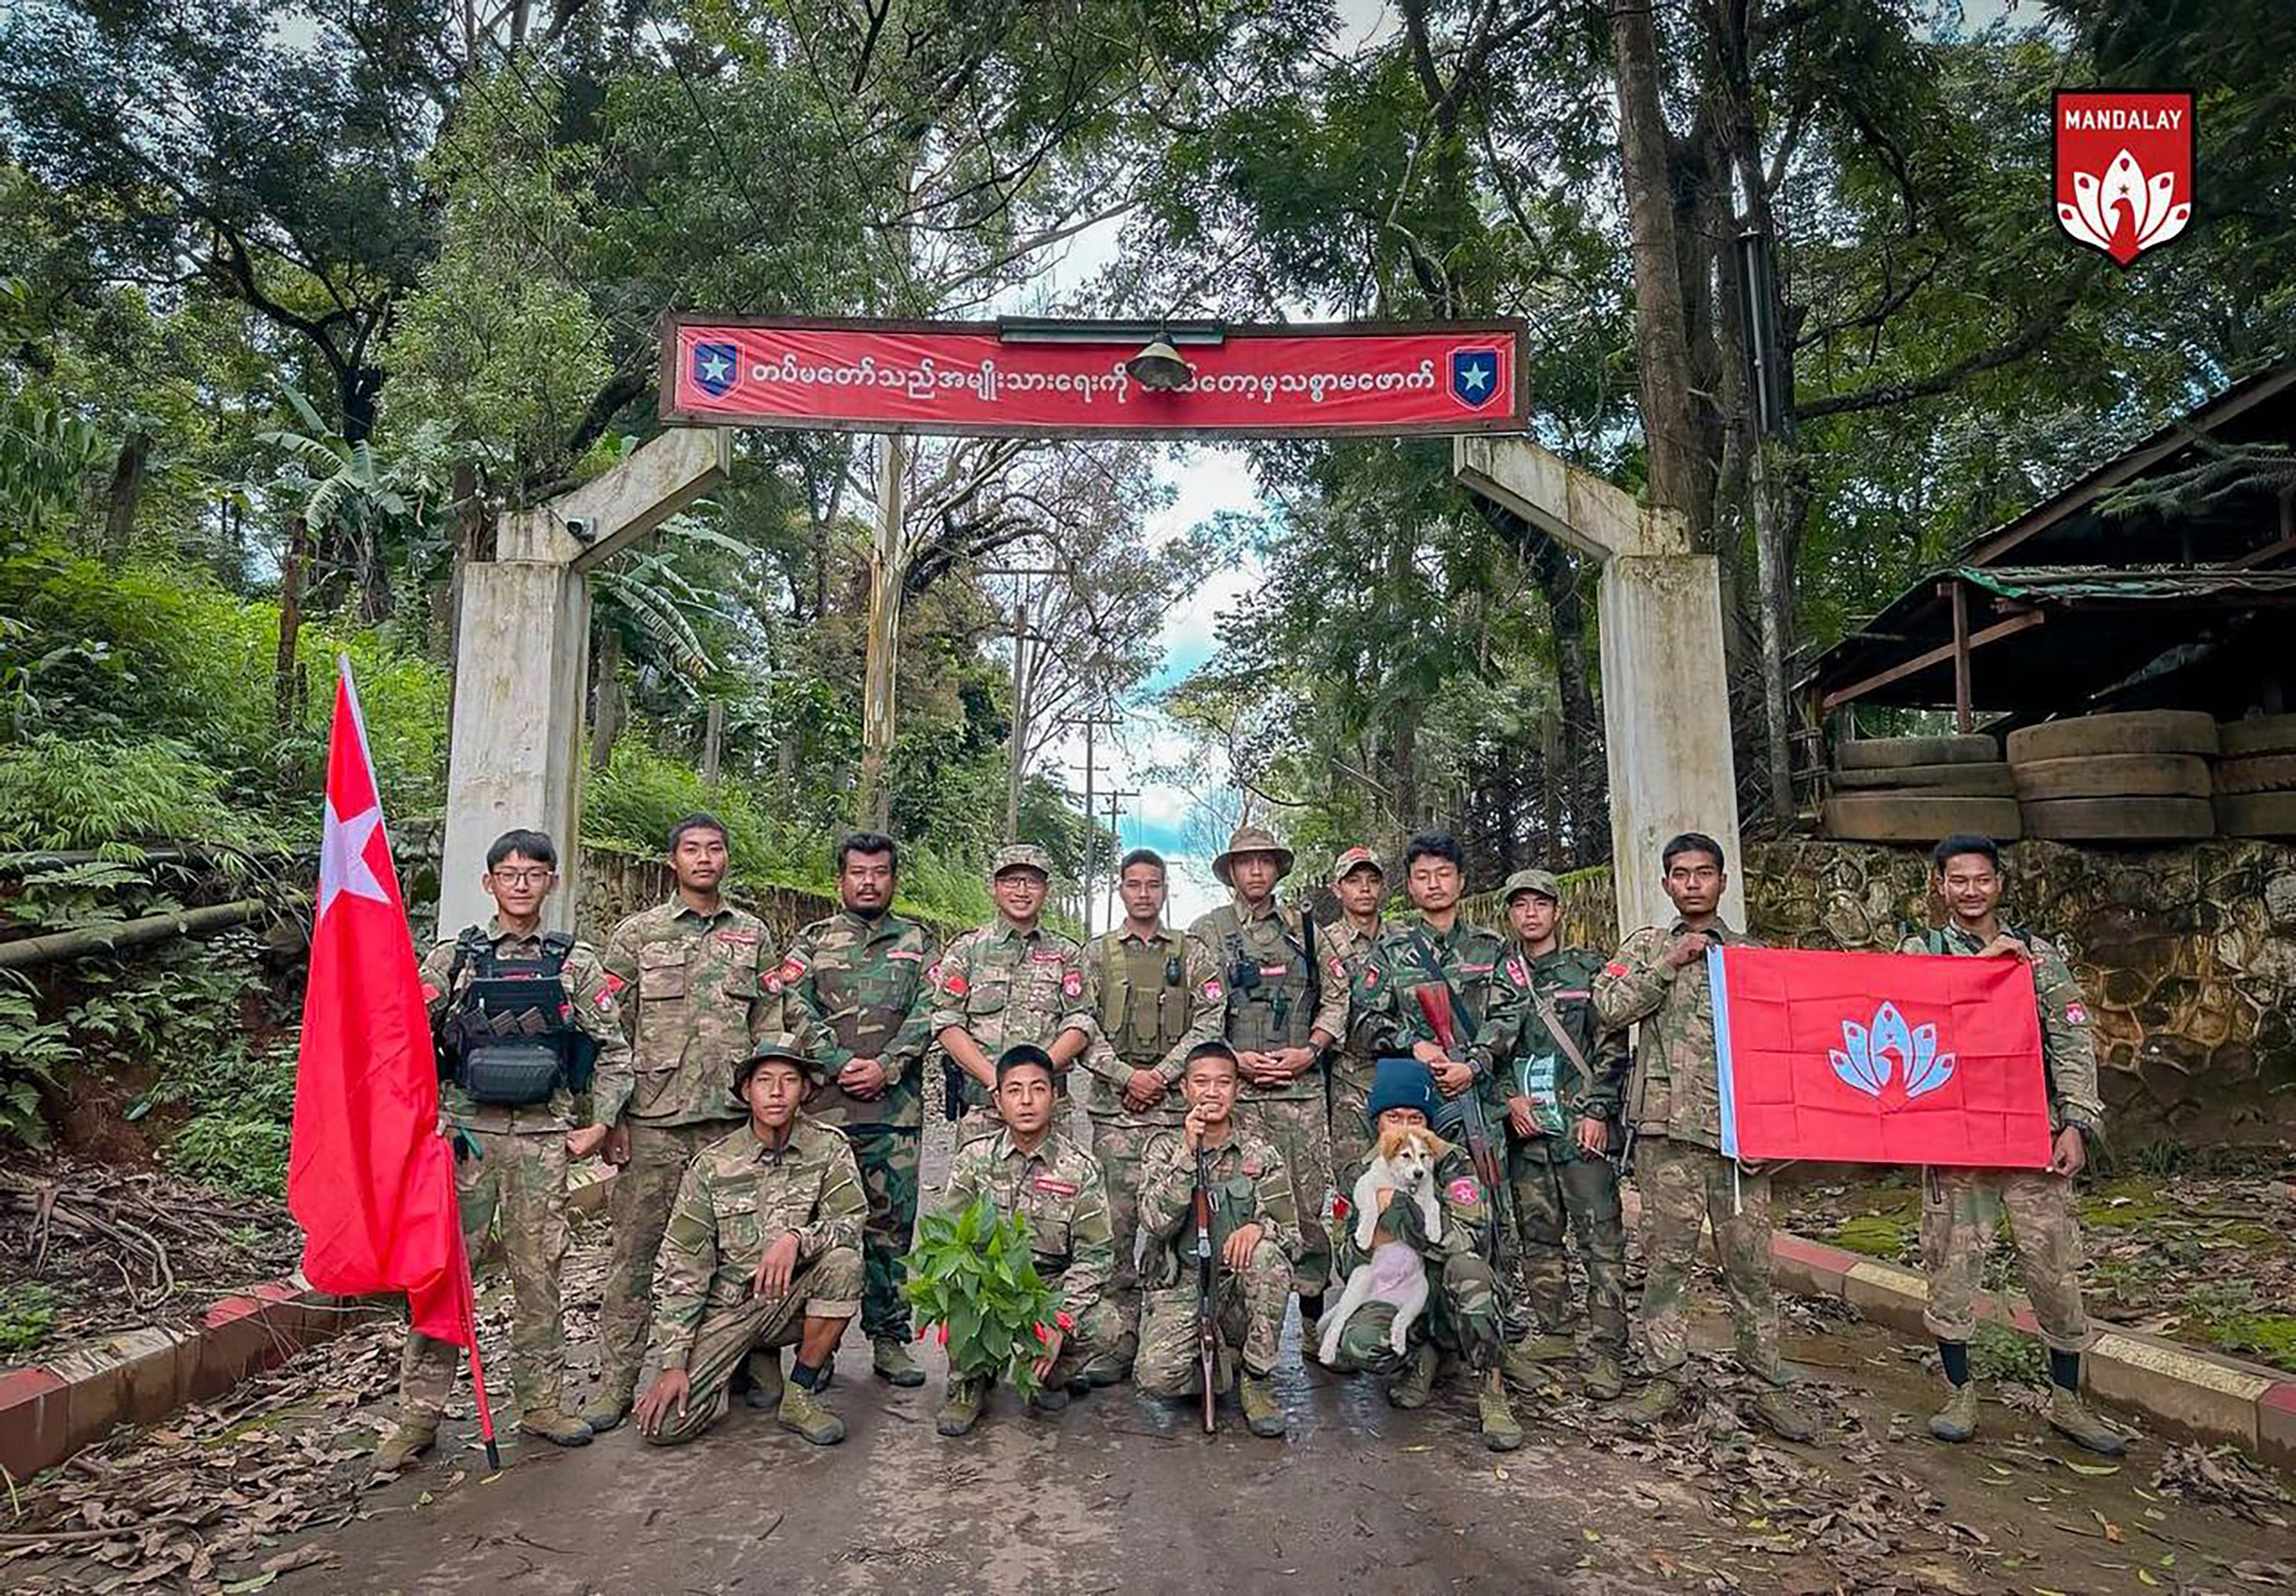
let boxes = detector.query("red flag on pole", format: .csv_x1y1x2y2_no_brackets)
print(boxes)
288,661,497,1455
1708,945,2053,1169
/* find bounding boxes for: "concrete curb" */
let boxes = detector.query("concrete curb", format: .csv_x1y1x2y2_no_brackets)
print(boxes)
1620,1191,2296,1469
0,1169,619,1485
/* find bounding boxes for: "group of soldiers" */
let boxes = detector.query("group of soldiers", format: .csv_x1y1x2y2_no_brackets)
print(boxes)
372,812,2127,1467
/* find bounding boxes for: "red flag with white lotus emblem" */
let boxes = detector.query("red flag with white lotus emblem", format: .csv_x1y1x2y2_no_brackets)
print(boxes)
2054,90,2194,268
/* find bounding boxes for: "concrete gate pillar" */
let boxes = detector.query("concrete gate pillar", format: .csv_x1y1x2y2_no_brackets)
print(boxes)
437,430,731,940
1454,436,1745,934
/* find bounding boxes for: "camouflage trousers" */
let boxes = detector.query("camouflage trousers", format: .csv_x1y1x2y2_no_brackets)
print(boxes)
642,1245,864,1447
596,1119,737,1396
1635,1137,1783,1384
400,1127,568,1426
1921,1166,2092,1353
1236,1094,1333,1295
1327,1252,1504,1374
1510,1147,1628,1352
1134,1237,1290,1392
1088,1109,1181,1338
850,1127,922,1341
1327,1056,1378,1195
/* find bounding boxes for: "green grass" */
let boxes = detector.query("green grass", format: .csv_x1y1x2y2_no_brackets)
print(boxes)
0,1280,58,1356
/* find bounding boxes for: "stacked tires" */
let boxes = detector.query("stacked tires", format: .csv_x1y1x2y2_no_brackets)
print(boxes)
1822,735,2021,842
2215,716,2296,837
2005,712,2217,840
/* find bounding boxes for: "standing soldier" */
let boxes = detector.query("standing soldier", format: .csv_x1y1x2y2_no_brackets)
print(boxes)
1899,834,2123,1455
1134,1041,1296,1438
1593,831,1814,1441
1077,848,1228,1374
631,1034,863,1448
1473,869,1630,1400
583,814,778,1434
928,844,1094,1147
1188,826,1345,1349
374,829,627,1472
1322,846,1390,1187
777,831,938,1390
933,1044,1121,1436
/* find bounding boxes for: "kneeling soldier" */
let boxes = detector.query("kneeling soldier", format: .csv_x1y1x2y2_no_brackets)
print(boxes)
1134,1040,1297,1438
1326,1057,1522,1452
633,1035,863,1448
934,1043,1120,1436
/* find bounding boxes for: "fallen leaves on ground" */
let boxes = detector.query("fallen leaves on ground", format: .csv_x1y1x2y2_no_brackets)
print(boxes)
2151,1444,2294,1529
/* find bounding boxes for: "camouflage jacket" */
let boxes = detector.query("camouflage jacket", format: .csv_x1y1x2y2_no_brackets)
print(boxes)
1332,1140,1491,1274
420,919,630,1136
941,1128,1114,1317
1186,897,1348,1099
1321,915,1388,1086
601,899,779,1128
648,1115,866,1371
1593,919,1754,1151
1077,924,1228,1123
1134,1126,1299,1291
1897,922,2105,1134
1354,915,1528,1073
1470,944,1631,1161
927,918,1095,1112
777,909,937,1133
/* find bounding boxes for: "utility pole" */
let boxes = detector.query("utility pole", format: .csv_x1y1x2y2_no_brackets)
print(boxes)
1101,788,1138,930
981,564,1064,837
1058,707,1122,937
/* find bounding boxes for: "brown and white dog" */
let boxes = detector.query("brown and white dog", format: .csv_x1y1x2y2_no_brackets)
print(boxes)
1318,1124,1452,1365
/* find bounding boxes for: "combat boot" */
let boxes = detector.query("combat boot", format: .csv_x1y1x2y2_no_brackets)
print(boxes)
1583,1350,1625,1401
1239,1373,1285,1438
936,1375,985,1437
578,1382,633,1433
777,1381,847,1446
1479,1369,1525,1453
370,1421,436,1473
1386,1341,1438,1410
1750,1384,1816,1443
1502,1331,1575,1388
743,1349,784,1410
1618,1376,1683,1428
1299,1316,1323,1366
515,1408,594,1447
2045,1388,2126,1456
1928,1380,1979,1443
872,1337,925,1389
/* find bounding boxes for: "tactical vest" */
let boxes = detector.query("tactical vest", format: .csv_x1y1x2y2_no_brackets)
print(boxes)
1215,906,1318,1053
437,928,597,1106
1100,935,1189,1066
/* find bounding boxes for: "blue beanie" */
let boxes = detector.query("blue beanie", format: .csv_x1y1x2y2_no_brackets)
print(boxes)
1365,1056,1437,1127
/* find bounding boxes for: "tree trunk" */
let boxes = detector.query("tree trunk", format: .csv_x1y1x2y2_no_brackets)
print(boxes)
855,433,906,830
102,430,151,563
1607,0,1703,522
1531,540,1602,863
591,626,625,773
274,516,311,735
701,699,724,783
442,465,487,765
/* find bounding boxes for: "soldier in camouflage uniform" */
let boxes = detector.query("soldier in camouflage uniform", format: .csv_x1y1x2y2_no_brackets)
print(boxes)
1473,868,1631,1399
374,830,629,1472
777,831,938,1389
929,844,1094,1147
1078,848,1228,1370
1594,831,1814,1442
933,1044,1120,1436
1134,1041,1295,1438
1187,825,1346,1344
584,814,779,1432
1900,833,2123,1456
631,1034,863,1448
1322,846,1390,1193
1326,1056,1521,1452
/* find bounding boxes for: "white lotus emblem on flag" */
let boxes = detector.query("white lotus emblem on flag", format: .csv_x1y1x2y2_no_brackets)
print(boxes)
1829,1001,1954,1110
2057,148,2190,265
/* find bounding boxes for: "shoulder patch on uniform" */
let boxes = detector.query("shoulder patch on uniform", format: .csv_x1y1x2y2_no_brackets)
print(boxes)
944,970,969,996
1033,1176,1079,1197
420,982,441,1004
1446,1176,1482,1206
1241,1159,1263,1177
1504,956,1530,989
2065,1002,2089,1025
1361,965,1381,987
1330,1194,1351,1225
1202,977,1224,1001
1604,961,1629,978
1327,954,1348,983
1062,968,1082,999
594,986,615,1011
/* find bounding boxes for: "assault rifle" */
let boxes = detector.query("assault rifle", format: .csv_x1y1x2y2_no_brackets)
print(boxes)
1193,1147,1218,1434
1410,981,1516,1268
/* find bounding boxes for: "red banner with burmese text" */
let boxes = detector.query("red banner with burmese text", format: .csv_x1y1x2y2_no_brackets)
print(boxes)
658,316,1528,438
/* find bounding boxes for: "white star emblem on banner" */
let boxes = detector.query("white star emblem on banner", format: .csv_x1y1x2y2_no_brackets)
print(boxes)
1462,361,1491,393
319,799,389,922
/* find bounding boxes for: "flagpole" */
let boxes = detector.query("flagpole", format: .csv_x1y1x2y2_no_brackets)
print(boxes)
447,1169,502,1472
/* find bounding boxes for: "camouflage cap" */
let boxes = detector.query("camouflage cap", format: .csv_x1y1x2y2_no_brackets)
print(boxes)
733,1031,827,1096
1212,824,1295,887
1502,867,1562,904
1330,845,1384,884
988,843,1054,880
